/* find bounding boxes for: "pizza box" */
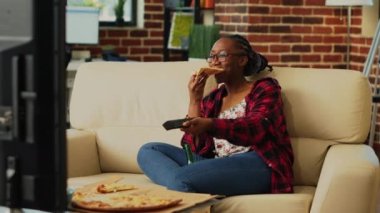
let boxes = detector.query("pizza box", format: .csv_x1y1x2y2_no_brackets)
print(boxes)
68,176,223,213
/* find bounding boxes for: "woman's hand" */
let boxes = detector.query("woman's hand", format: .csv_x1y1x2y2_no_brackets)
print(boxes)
180,117,213,135
188,72,208,103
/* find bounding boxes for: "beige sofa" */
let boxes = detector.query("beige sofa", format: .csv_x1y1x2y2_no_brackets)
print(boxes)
67,61,380,213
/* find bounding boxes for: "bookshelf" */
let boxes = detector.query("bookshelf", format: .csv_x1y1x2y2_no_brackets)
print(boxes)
163,0,214,61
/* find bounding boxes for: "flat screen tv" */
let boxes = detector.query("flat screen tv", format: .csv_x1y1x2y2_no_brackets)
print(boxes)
0,0,67,211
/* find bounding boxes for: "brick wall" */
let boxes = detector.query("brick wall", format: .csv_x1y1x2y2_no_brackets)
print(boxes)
74,0,372,68
73,0,165,61
214,0,365,69
74,0,373,68
73,0,379,143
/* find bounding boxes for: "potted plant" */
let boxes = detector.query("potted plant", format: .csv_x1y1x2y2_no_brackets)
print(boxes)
114,0,126,26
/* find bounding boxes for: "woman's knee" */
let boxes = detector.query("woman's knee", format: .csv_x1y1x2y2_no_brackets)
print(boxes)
137,142,177,166
138,142,163,155
138,142,158,164
139,142,163,150
166,172,196,193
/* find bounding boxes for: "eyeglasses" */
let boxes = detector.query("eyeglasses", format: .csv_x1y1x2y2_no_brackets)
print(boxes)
206,51,246,63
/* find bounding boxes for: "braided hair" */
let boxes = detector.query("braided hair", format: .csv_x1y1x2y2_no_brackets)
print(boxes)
224,34,272,76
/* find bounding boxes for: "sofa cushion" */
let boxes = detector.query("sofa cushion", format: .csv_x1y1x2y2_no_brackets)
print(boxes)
253,67,371,143
291,138,336,186
70,61,210,129
310,144,380,213
95,126,183,173
67,129,101,177
211,186,314,213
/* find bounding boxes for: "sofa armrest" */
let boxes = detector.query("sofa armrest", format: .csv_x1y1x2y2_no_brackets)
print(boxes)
310,144,380,213
67,129,101,178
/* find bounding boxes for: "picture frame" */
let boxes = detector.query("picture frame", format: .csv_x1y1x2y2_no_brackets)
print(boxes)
168,12,194,50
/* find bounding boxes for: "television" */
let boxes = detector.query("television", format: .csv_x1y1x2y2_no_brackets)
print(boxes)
0,0,67,211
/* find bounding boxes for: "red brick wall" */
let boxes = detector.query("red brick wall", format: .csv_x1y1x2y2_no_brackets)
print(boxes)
74,0,373,68
74,1,372,69
214,0,368,69
73,0,165,61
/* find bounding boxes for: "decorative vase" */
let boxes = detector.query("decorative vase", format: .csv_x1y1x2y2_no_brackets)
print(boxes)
115,17,124,26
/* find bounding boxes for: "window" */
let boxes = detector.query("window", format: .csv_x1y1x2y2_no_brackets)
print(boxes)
99,0,137,26
67,0,137,27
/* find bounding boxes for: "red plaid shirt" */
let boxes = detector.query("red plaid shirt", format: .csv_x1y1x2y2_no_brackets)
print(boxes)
181,77,294,193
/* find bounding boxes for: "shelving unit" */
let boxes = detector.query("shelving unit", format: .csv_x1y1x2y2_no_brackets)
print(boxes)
163,0,213,61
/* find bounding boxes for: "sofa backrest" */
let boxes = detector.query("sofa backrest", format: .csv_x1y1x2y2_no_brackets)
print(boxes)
253,67,371,143
258,67,372,186
70,61,371,186
70,61,210,174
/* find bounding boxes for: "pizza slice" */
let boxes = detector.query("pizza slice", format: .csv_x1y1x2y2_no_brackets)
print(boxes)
97,182,136,193
196,67,224,76
71,191,183,211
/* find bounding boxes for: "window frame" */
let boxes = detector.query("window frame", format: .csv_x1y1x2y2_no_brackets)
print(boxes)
99,0,137,27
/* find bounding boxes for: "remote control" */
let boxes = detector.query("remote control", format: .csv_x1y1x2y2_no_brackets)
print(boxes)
162,118,191,130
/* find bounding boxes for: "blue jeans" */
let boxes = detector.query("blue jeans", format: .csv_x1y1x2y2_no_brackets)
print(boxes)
137,142,271,196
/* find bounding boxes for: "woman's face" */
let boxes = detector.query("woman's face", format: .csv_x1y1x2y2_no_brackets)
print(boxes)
208,38,247,84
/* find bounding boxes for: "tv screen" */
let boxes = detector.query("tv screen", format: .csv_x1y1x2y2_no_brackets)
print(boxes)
0,0,67,211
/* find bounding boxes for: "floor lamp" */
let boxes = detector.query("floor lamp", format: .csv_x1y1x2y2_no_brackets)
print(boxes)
325,0,373,69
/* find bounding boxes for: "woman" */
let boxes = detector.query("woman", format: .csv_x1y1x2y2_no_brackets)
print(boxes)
137,35,293,196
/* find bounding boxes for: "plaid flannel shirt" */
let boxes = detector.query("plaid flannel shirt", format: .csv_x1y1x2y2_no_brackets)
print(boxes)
181,77,294,193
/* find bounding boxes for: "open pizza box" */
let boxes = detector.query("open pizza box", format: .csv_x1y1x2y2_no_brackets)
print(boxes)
68,176,222,212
